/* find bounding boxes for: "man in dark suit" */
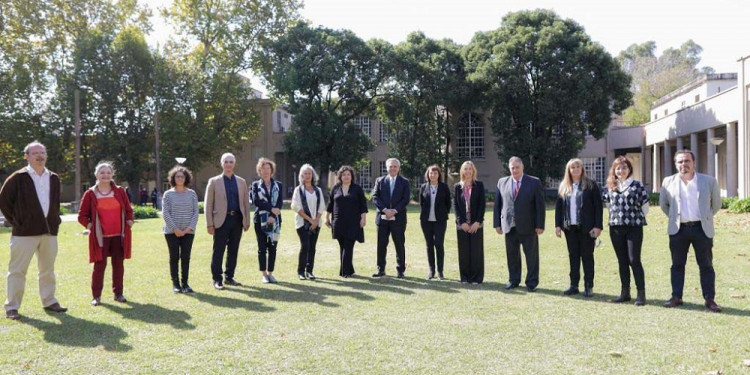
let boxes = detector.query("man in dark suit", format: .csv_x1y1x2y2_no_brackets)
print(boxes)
493,156,546,292
372,158,411,278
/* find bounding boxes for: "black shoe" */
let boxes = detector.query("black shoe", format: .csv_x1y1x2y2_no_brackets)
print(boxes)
426,272,435,280
563,286,579,296
663,296,683,308
298,273,307,280
372,272,385,278
307,273,316,280
267,275,278,284
583,287,593,297
224,278,242,286
213,281,224,290
527,285,538,293
437,272,445,281
634,289,646,306
610,287,631,303
173,283,182,293
505,283,519,290
397,272,405,279
182,285,194,293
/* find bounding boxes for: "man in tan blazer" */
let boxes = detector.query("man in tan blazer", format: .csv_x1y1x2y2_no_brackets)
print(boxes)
659,150,722,312
205,153,251,290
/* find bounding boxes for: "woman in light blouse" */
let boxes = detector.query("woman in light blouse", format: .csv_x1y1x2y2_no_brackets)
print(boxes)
602,156,650,305
162,165,199,293
453,161,485,284
419,164,451,280
554,158,603,298
78,161,134,306
291,164,326,280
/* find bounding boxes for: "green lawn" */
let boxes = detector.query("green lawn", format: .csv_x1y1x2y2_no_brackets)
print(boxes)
1,207,749,374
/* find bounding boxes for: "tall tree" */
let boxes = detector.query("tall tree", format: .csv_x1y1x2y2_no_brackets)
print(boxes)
256,22,392,189
617,40,714,125
377,32,475,184
464,9,632,182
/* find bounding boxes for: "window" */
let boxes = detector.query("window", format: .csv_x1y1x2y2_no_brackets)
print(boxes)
582,157,606,187
664,109,668,116
654,114,658,120
695,94,700,103
379,161,387,177
353,116,371,137
359,162,372,190
379,120,389,142
456,113,484,159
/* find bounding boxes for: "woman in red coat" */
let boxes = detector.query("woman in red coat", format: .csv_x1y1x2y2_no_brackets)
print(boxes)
78,161,134,306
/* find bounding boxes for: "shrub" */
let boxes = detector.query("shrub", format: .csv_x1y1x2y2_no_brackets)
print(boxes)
198,202,205,214
132,205,159,219
485,192,495,203
721,196,738,209
728,198,750,214
648,192,660,206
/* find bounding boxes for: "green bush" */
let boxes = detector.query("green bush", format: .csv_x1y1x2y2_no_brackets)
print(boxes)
59,205,71,215
728,197,750,214
721,196,738,209
198,202,205,214
485,192,495,203
648,192,660,206
132,205,159,219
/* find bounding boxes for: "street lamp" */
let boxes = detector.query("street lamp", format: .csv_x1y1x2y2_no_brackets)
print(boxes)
175,157,186,165
710,137,724,181
73,86,90,211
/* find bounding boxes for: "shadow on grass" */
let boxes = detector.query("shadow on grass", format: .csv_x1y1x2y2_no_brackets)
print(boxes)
191,291,276,313
221,281,377,307
315,274,464,295
22,313,131,352
102,301,197,329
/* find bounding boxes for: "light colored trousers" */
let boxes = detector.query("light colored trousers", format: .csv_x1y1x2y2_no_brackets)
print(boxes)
4,234,59,311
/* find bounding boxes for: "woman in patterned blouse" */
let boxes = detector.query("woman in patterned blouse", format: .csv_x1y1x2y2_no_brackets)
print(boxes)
602,156,650,306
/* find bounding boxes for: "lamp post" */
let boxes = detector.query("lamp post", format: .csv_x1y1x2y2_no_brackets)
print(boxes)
710,137,724,182
175,157,186,165
74,89,81,211
154,112,161,210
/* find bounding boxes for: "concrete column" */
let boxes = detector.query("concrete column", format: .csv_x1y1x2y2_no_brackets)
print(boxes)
663,140,672,177
676,137,684,151
727,122,738,197
707,128,716,178
652,143,661,191
690,133,700,172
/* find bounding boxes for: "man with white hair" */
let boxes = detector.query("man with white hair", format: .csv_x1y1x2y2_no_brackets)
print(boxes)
372,158,411,278
0,141,67,320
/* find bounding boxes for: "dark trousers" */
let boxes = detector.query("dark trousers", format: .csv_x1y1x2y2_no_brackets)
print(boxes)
255,222,278,272
92,236,124,298
376,220,406,273
609,226,645,290
296,227,320,274
165,233,194,285
457,228,484,283
669,224,715,300
211,214,243,282
338,238,356,277
505,228,540,288
563,227,595,288
420,220,447,273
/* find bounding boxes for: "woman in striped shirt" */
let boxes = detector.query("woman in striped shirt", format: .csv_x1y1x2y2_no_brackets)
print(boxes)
162,166,200,293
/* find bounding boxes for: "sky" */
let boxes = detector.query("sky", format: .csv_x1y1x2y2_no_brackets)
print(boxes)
148,0,750,96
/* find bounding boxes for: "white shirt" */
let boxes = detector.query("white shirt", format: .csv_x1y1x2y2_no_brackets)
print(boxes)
26,165,51,217
290,186,326,229
569,182,579,225
428,184,437,222
679,174,701,222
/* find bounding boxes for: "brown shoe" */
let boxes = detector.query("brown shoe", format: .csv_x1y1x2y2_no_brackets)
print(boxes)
663,297,683,308
43,302,68,313
705,299,722,313
5,309,20,320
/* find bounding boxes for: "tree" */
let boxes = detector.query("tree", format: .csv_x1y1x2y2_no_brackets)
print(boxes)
463,9,632,182
377,32,475,183
617,40,714,125
256,22,392,190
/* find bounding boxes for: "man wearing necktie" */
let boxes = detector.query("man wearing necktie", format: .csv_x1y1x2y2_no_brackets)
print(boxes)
493,156,546,292
372,158,411,278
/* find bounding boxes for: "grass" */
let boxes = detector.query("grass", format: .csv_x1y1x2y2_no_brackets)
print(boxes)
1,207,749,374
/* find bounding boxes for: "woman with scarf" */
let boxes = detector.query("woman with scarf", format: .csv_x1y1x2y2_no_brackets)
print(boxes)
251,157,283,284
554,158,603,298
78,161,134,306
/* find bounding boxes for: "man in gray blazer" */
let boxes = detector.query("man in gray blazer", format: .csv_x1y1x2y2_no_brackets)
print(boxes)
659,150,722,312
493,156,546,292
205,153,251,290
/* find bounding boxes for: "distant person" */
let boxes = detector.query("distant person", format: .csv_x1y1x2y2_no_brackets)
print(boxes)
162,166,199,293
660,150,722,312
0,141,67,320
602,156,649,305
372,158,410,278
291,164,326,280
493,156,546,292
326,166,368,278
419,165,451,280
139,186,147,206
251,157,283,284
205,153,251,290
453,161,486,284
151,188,158,207
78,161,134,306
554,159,603,298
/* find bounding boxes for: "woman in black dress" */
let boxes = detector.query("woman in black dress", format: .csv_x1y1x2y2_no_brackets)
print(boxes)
326,165,368,278
453,161,486,284
419,164,451,280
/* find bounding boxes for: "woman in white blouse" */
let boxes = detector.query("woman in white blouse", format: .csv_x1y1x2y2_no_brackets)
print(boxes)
291,164,326,280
